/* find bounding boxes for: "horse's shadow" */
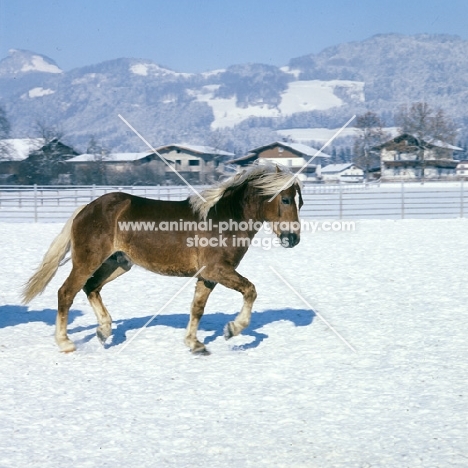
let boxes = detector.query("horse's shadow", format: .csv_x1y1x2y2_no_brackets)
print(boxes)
0,305,82,329
0,305,315,351
109,308,315,350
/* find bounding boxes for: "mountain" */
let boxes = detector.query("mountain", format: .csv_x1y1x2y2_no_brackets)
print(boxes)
289,33,468,109
0,49,63,76
1,35,468,155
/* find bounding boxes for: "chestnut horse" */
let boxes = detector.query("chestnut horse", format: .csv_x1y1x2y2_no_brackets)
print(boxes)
23,164,303,354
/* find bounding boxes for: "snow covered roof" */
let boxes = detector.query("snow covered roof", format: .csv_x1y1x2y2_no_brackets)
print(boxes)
281,141,331,158
425,138,463,151
321,163,354,173
375,133,463,152
0,138,44,161
68,152,150,162
155,144,235,157
252,141,331,158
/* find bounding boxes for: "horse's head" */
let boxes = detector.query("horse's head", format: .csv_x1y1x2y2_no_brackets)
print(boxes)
262,181,303,248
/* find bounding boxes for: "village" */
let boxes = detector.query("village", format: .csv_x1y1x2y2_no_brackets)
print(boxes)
0,130,466,186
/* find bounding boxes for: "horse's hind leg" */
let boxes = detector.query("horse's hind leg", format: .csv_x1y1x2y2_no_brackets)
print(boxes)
185,279,216,354
57,263,103,352
83,252,132,345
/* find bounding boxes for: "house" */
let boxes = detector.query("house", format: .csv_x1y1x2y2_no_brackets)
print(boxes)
65,144,235,185
0,138,44,182
66,152,162,185
16,138,79,184
372,133,462,181
456,160,468,179
144,144,235,183
321,163,364,183
227,141,331,179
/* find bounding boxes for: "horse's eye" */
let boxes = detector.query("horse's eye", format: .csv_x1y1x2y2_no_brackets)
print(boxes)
281,197,291,205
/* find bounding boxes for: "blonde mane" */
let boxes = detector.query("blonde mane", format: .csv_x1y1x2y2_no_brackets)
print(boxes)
189,162,300,220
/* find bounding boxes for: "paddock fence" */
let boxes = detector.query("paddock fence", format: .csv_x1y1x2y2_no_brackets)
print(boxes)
0,182,467,222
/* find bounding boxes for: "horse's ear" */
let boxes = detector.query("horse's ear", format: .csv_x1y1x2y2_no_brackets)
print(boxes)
275,165,280,173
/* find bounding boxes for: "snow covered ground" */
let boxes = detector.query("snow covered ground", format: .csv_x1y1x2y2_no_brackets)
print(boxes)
193,80,363,129
1,219,467,467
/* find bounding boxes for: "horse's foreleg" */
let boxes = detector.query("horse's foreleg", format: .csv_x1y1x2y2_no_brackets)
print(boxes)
185,279,216,354
223,276,257,339
204,266,257,340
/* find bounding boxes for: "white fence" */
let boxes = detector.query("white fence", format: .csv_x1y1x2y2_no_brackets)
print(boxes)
0,182,467,222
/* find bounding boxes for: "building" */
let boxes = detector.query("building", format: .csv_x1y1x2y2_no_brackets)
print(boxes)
0,138,44,183
60,144,235,185
16,138,79,184
456,160,468,179
373,133,462,181
227,141,330,180
145,144,235,183
66,152,160,185
321,163,364,183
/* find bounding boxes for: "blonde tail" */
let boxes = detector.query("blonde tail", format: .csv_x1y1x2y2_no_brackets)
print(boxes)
22,205,86,304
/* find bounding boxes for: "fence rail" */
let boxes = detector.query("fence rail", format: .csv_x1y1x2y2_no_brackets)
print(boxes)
0,182,467,222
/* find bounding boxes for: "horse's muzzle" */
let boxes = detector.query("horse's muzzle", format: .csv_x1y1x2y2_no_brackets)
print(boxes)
279,232,300,248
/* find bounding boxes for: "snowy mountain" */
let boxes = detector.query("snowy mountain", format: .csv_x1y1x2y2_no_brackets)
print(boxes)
0,49,63,76
1,34,468,154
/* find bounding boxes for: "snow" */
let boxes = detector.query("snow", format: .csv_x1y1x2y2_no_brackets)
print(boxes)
0,219,467,466
274,141,331,158
20,55,62,74
161,144,235,157
129,63,193,78
277,127,400,143
27,87,55,98
200,69,225,78
67,146,236,163
68,152,150,162
194,80,365,129
321,163,354,173
277,127,360,142
279,80,342,114
0,138,44,161
279,66,302,78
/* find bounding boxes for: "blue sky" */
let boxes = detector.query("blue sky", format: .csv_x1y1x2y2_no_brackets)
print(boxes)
0,0,467,73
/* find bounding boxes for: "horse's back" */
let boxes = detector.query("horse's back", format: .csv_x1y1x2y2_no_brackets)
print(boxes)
72,192,199,276
75,191,194,224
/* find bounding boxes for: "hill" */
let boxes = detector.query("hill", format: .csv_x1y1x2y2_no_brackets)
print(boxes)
1,35,468,154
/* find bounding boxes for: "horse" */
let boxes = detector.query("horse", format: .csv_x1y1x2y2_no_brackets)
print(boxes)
22,163,303,354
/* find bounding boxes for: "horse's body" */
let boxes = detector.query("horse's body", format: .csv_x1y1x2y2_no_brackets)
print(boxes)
23,164,303,354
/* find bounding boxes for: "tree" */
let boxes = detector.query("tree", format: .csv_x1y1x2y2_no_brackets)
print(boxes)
395,102,457,180
18,121,77,184
87,136,111,185
0,105,12,161
33,120,64,145
353,111,388,180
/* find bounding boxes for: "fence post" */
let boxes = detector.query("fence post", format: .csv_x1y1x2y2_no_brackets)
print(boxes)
33,184,38,223
338,182,343,219
461,179,465,218
401,180,405,219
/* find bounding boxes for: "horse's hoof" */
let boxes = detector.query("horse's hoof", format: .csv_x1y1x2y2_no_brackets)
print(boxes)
96,327,112,345
191,342,211,355
58,339,76,353
192,347,211,356
224,322,235,340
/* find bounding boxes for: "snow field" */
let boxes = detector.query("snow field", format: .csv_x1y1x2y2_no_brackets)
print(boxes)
0,219,467,467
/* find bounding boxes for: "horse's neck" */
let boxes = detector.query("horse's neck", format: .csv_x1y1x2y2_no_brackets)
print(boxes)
217,190,263,224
